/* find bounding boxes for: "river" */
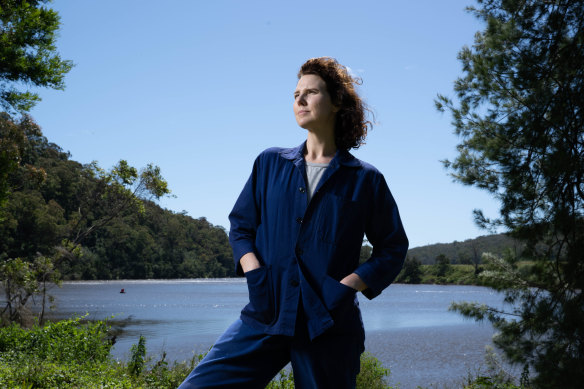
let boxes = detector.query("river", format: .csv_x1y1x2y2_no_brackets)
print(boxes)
38,280,515,388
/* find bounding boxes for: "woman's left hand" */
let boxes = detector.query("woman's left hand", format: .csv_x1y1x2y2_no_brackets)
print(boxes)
340,273,368,291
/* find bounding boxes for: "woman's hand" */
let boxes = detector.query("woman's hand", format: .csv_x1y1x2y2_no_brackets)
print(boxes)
240,252,261,273
340,273,368,291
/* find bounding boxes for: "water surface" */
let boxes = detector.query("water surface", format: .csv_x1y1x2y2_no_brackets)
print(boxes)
40,281,512,388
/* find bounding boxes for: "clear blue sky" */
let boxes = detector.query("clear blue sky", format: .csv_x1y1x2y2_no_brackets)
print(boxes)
30,0,500,249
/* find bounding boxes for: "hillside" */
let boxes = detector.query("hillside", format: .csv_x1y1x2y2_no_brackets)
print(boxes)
0,115,234,280
407,234,523,264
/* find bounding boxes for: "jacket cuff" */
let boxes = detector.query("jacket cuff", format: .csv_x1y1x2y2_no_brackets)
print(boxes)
354,263,383,300
232,240,256,276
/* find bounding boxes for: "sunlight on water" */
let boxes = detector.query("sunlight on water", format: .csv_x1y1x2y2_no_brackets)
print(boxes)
35,281,510,389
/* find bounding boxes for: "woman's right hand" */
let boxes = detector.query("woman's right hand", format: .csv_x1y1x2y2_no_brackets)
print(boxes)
240,252,261,273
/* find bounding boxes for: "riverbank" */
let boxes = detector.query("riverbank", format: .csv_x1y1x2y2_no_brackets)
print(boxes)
397,262,534,286
416,264,486,285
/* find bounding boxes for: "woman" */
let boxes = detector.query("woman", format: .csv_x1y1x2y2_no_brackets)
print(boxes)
179,57,408,389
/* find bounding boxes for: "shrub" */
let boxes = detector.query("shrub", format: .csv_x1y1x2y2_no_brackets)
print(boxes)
264,351,395,389
0,316,132,388
128,335,147,376
0,315,112,364
357,351,394,389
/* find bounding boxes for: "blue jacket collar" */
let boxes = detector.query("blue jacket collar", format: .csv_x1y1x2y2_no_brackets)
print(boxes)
280,141,361,168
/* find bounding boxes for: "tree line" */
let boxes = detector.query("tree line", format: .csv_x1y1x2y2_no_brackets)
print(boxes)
406,233,522,265
0,113,235,325
0,114,234,281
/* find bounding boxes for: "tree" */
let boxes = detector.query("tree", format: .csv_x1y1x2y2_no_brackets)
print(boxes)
0,0,73,113
1,0,72,203
0,114,171,325
434,254,450,277
0,112,45,210
436,1,583,387
470,240,481,275
397,256,422,284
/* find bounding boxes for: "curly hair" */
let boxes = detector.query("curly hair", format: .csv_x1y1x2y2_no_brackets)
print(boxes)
298,57,373,150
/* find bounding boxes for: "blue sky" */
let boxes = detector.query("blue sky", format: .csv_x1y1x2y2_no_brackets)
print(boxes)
30,0,500,248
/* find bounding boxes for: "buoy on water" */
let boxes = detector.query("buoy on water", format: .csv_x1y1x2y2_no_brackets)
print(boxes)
120,288,125,294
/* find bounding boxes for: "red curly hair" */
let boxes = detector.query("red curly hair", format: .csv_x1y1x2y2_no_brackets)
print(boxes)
298,57,373,150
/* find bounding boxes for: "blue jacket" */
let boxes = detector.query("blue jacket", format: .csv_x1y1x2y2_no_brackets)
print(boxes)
229,142,408,340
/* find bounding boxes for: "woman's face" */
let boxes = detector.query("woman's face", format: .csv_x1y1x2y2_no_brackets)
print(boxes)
293,74,338,132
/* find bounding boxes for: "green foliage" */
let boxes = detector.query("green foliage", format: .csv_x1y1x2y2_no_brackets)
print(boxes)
396,256,422,284
0,113,46,211
0,315,112,363
464,377,523,389
141,352,199,389
433,254,451,277
0,258,38,324
265,352,395,389
0,0,73,113
0,316,119,388
0,252,67,326
0,112,24,207
395,262,494,285
265,369,295,389
407,234,522,264
0,114,232,285
437,0,584,387
462,346,529,389
0,316,198,388
0,114,233,325
128,335,147,376
356,351,394,389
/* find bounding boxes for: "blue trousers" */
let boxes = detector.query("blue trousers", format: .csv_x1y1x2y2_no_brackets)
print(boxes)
178,310,363,388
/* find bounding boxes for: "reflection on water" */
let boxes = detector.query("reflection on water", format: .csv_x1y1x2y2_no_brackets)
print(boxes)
37,281,511,389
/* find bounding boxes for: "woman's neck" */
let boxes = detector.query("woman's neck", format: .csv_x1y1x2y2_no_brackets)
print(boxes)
304,132,336,164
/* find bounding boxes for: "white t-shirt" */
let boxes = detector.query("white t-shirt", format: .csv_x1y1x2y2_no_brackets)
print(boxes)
305,161,329,203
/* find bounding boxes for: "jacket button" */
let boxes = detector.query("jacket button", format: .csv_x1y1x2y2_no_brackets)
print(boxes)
296,217,303,224
299,187,306,193
290,280,299,287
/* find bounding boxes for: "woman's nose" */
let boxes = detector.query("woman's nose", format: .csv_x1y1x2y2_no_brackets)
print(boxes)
296,94,307,105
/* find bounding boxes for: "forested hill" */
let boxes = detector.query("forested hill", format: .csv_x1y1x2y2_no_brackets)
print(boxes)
0,115,234,280
407,234,522,264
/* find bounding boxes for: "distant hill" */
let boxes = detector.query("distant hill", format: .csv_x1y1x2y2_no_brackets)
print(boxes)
0,115,234,280
407,234,523,264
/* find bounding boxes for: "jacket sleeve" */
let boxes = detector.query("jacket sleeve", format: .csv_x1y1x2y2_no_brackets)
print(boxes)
354,173,408,299
228,156,262,276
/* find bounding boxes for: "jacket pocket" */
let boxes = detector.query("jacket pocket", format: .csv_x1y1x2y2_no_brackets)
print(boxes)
244,266,274,324
321,275,357,312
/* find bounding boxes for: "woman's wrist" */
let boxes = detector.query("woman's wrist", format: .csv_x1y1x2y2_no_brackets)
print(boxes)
340,273,368,291
240,252,261,273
